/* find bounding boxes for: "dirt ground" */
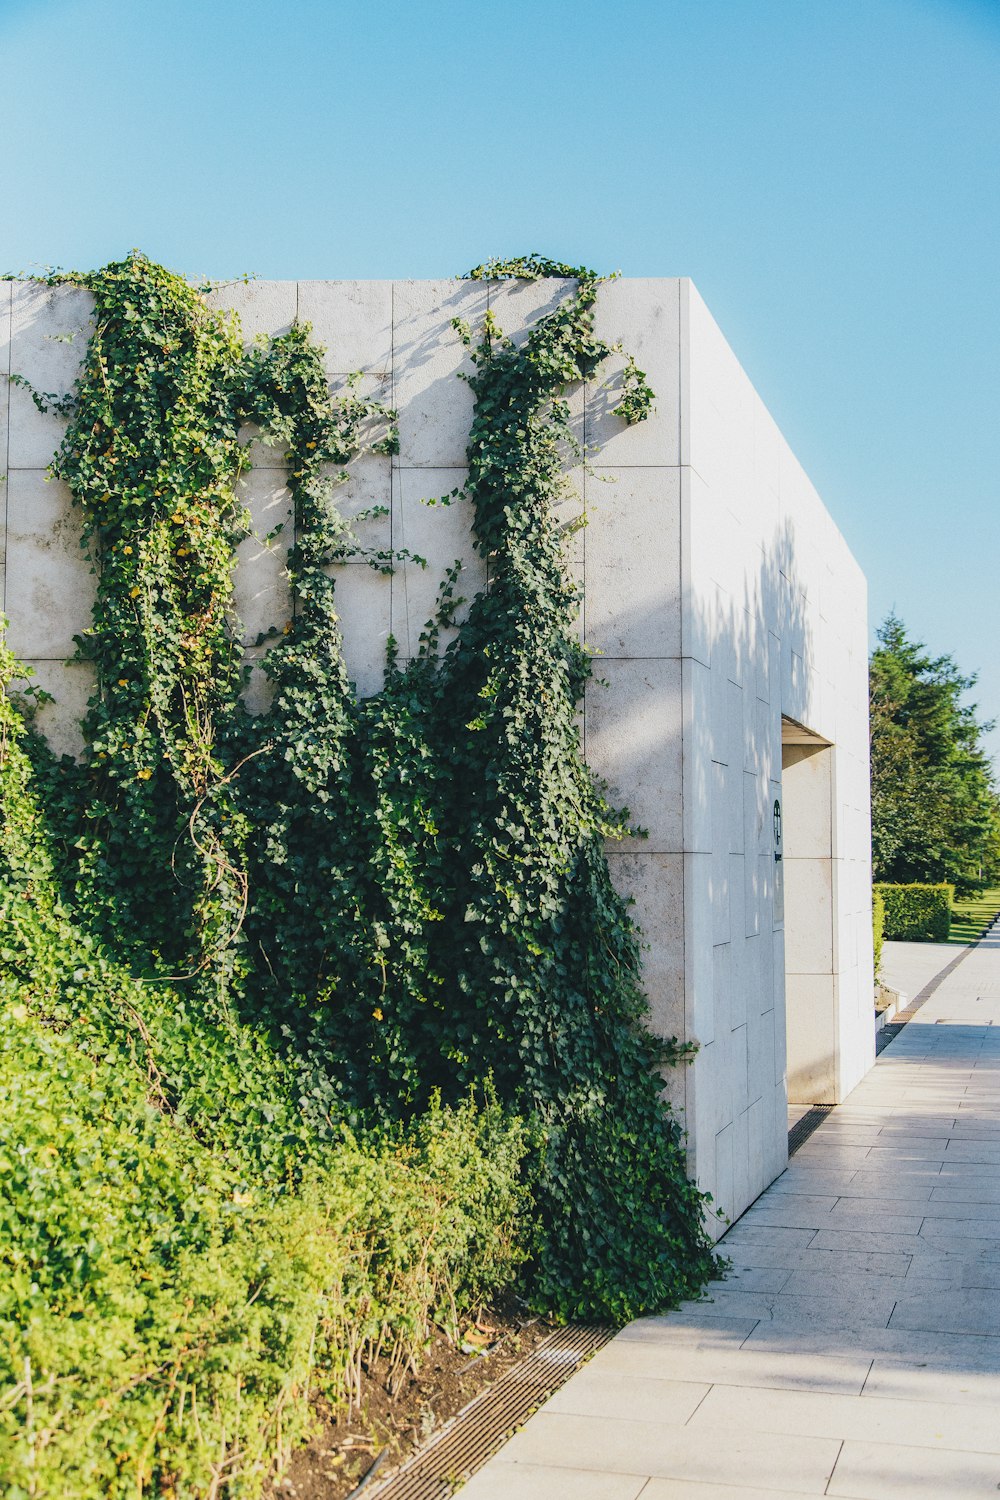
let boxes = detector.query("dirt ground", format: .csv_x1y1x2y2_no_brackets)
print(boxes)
269,1309,555,1500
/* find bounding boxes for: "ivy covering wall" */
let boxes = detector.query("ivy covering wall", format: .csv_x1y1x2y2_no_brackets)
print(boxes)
1,252,716,1495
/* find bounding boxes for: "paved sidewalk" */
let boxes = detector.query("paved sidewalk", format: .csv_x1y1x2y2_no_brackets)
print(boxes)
880,937,969,1008
462,923,1000,1500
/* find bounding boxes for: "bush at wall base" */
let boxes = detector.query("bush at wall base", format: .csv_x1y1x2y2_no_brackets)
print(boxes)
872,888,886,978
874,882,952,943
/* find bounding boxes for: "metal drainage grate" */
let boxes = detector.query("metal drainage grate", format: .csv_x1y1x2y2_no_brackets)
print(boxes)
875,1023,902,1055
787,1104,834,1156
365,1323,615,1500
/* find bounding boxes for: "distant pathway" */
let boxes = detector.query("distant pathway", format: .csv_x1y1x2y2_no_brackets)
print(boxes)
461,922,1000,1500
881,936,982,1015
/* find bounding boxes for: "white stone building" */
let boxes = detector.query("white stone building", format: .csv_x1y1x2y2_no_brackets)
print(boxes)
0,274,874,1233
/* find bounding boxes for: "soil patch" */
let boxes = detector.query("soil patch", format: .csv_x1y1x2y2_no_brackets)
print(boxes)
270,1310,556,1500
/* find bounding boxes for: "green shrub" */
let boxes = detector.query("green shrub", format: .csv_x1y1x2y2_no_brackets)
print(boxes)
874,882,952,942
872,889,885,978
0,994,528,1499
0,999,327,1498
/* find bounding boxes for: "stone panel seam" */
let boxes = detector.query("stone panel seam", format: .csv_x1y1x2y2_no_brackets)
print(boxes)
676,278,682,483
677,285,692,1144
3,282,9,614
390,280,395,635
293,281,301,627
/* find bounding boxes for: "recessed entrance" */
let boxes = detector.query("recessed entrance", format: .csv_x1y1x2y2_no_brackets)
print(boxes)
781,715,838,1104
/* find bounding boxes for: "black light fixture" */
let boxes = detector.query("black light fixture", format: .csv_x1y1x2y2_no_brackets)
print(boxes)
773,799,782,862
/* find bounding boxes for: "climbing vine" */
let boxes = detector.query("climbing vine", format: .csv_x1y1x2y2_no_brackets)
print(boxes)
394,255,711,1315
43,259,251,1003
5,251,715,1326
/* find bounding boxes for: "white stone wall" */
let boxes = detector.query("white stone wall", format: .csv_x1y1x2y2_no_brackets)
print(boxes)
679,282,874,1230
0,274,873,1233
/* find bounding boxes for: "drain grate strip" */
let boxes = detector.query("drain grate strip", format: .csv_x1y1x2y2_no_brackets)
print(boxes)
366,1323,614,1500
787,1104,834,1156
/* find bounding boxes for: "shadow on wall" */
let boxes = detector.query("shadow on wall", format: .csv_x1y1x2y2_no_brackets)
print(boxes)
683,520,819,1220
580,514,817,1225
583,511,814,947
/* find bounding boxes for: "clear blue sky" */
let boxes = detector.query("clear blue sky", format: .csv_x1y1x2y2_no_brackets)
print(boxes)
3,0,998,759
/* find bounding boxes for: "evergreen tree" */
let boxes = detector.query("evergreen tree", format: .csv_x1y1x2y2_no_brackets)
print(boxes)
870,613,1000,891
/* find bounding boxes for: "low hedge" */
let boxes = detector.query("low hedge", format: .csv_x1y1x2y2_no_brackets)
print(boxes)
874,882,952,943
872,889,886,978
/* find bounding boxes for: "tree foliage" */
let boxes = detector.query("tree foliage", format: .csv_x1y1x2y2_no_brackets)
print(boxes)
870,613,1000,892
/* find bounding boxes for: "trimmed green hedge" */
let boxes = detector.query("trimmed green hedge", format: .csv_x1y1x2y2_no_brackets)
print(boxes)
874,882,952,943
872,889,885,978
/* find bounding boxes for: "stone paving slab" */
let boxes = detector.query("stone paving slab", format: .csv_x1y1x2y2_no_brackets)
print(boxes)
640,1484,823,1500
716,1264,793,1292
686,1383,1000,1452
588,1340,872,1395
459,1463,647,1500
728,1246,914,1276
677,1288,901,1330
741,1323,1000,1363
614,1315,760,1345
493,1411,843,1494
918,1219,1000,1242
861,1357,1000,1405
776,1271,913,1300
931,1185,1000,1203
940,1143,1000,1162
889,1289,1000,1336
806,1228,947,1255
464,925,1000,1497
842,1195,1000,1219
820,1175,945,1198
544,1368,709,1423
719,1225,821,1251
826,1440,1000,1499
